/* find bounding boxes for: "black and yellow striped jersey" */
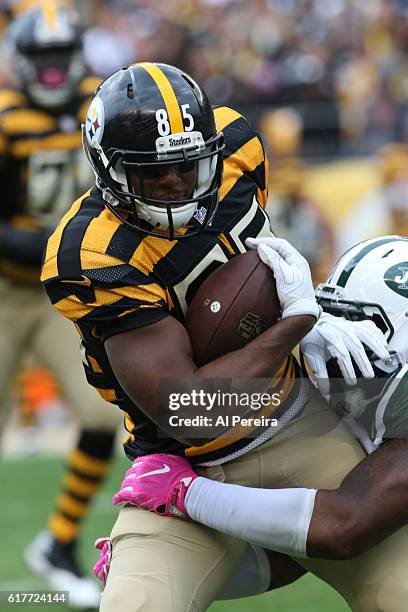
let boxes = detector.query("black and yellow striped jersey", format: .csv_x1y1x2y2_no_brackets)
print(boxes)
42,106,304,463
0,75,99,282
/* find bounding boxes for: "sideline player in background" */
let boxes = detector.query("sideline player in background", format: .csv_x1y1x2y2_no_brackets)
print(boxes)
0,5,120,608
42,62,408,611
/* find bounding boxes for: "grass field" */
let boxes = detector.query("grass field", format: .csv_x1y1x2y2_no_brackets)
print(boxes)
0,454,349,611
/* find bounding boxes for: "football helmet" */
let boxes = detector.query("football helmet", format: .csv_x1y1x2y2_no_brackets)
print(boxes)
316,235,408,372
6,5,85,108
82,62,224,240
315,236,408,418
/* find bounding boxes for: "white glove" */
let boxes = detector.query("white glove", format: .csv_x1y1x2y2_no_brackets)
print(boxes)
246,236,320,320
300,313,390,401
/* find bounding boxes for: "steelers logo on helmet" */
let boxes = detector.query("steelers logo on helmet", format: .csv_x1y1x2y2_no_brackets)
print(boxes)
85,97,105,148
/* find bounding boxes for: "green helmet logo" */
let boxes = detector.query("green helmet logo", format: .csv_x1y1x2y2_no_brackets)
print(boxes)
385,262,408,296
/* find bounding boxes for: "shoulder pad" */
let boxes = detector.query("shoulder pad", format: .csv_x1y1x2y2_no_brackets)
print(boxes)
0,89,27,114
214,106,244,133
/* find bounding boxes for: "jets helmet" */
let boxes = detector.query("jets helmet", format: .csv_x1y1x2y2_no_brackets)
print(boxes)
314,236,408,418
82,62,225,240
316,235,408,372
6,5,85,108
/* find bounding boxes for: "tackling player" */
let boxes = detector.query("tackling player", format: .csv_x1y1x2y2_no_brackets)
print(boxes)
113,236,408,599
42,62,408,611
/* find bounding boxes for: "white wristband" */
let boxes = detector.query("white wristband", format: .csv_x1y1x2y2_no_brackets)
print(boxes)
282,301,321,321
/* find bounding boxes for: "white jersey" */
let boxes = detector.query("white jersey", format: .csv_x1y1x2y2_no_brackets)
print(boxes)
341,364,408,452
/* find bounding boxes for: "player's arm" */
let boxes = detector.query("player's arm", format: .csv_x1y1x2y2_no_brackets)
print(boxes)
113,437,408,561
106,313,312,397
105,238,318,440
0,115,52,266
309,437,408,559
194,437,408,560
0,224,53,266
263,550,307,589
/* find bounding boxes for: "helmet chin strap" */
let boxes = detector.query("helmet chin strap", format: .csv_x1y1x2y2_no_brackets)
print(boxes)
136,201,198,229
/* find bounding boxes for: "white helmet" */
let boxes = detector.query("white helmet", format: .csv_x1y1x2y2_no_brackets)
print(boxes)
316,235,408,371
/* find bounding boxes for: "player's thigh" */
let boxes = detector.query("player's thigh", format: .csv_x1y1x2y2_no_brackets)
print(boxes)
101,505,245,612
33,301,120,431
221,390,366,490
300,526,408,611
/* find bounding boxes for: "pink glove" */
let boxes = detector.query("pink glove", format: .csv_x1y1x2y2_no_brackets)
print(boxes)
93,537,111,586
112,453,198,518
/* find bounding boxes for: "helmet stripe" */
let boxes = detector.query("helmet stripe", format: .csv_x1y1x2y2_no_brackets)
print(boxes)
138,63,184,134
327,237,384,284
42,0,58,29
336,236,406,287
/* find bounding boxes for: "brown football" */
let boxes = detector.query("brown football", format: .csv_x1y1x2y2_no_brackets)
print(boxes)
186,250,281,365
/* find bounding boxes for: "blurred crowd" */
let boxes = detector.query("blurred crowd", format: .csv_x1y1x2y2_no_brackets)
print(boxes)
66,0,408,159
74,0,408,279
2,0,408,275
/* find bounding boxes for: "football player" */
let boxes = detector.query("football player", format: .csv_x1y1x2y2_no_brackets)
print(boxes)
41,62,408,611
0,5,120,608
113,235,408,602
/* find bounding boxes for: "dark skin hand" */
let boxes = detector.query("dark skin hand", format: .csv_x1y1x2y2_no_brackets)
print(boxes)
105,313,315,445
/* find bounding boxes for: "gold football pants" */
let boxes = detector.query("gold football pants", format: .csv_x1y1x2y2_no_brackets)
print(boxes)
101,391,408,612
0,278,120,436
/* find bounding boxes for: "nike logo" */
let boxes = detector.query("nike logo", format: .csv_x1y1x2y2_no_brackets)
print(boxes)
136,464,171,479
61,275,92,287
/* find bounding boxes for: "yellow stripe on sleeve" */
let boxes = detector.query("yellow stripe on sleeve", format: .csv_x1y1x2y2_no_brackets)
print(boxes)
2,109,56,134
41,192,90,281
129,233,179,275
214,107,243,133
0,90,27,112
11,132,81,157
80,209,122,259
219,136,266,202
54,283,166,321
